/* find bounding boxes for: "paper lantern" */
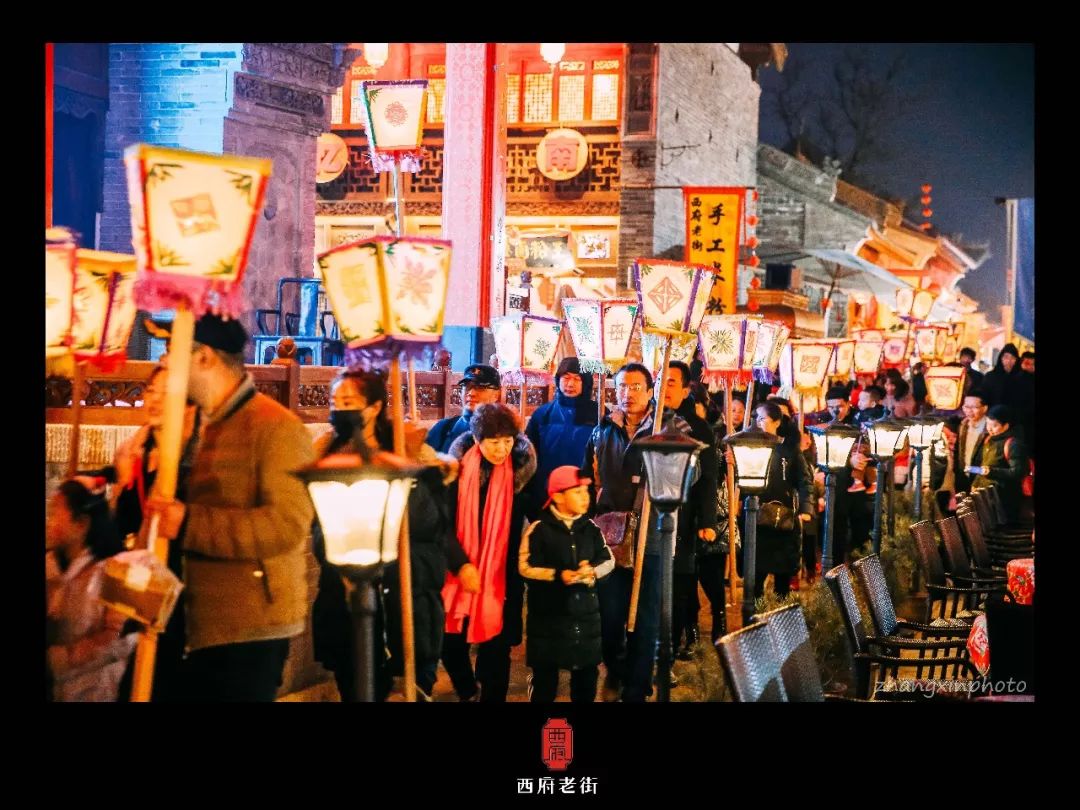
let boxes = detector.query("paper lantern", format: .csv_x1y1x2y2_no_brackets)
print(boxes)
895,286,936,322
851,328,885,342
45,228,77,358
915,324,950,365
358,79,428,172
491,312,563,385
562,298,638,374
632,259,716,336
779,339,836,394
942,334,959,364
798,386,826,415
881,336,910,368
924,366,966,410
640,330,699,380
318,235,452,364
853,335,884,375
124,144,271,317
751,320,791,383
828,339,856,377
697,314,761,389
70,250,139,370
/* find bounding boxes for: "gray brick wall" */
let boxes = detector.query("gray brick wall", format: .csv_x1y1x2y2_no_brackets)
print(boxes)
652,44,759,257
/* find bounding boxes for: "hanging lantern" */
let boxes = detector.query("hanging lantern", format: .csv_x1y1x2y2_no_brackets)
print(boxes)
697,314,761,390
318,235,452,366
894,286,937,322
45,227,77,359
540,43,566,68
828,338,856,378
751,320,791,383
881,335,911,368
69,249,139,371
640,330,699,380
921,184,933,195
920,195,932,206
852,333,884,375
779,339,836,396
924,365,967,411
562,298,638,374
491,312,563,385
632,258,716,336
124,144,272,318
363,43,390,69
914,323,950,365
922,208,933,218
358,79,428,172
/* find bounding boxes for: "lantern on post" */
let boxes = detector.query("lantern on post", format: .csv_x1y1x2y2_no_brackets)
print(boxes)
629,257,716,631
640,330,698,379
905,414,945,521
632,425,707,702
491,312,563,416
880,335,911,370
852,330,885,377
69,250,139,371
562,297,638,420
827,338,856,380
294,450,419,702
914,323,950,366
807,421,862,571
46,228,77,363
778,339,836,430
124,143,272,702
697,314,761,392
722,427,781,625
751,320,791,425
865,416,911,553
895,287,937,323
924,365,966,411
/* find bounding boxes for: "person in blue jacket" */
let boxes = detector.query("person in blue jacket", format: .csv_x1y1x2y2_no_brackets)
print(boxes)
523,357,600,522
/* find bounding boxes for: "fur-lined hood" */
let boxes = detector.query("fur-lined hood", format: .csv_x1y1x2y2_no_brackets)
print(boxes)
447,432,537,494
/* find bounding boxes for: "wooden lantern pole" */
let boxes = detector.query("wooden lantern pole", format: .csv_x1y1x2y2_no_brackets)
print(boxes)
743,379,755,430
519,380,528,419
407,358,419,422
130,303,194,702
723,378,741,616
628,336,672,632
66,360,85,477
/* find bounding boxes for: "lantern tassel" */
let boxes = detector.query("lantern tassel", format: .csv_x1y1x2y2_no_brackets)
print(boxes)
75,349,128,373
344,340,438,370
500,369,555,387
134,274,248,321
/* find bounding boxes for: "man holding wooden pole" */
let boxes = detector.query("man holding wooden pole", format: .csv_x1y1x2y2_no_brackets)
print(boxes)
147,314,315,701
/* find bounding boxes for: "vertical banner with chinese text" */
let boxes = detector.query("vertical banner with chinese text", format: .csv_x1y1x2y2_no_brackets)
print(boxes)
683,188,746,316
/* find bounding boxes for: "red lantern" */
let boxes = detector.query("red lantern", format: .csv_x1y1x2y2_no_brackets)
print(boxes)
747,299,759,312
751,190,759,201
920,195,932,205
746,235,760,249
820,297,830,313
747,254,760,268
750,276,761,290
747,215,759,227
921,184,932,194
922,209,933,218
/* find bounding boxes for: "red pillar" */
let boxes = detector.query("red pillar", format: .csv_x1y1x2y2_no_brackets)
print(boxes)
45,42,53,227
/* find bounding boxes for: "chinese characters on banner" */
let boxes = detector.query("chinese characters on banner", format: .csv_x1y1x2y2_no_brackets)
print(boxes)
683,188,747,316
517,777,598,795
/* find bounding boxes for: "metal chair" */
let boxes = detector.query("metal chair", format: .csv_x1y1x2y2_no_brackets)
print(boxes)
750,605,824,702
909,521,997,622
957,494,1034,554
716,622,789,702
957,508,1032,570
937,516,1008,586
969,489,1031,540
824,563,978,700
253,277,343,366
851,554,972,640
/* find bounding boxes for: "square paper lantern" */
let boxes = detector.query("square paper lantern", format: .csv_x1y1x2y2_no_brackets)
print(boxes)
632,259,715,336
698,314,761,388
828,339,856,377
641,330,699,380
358,79,428,172
124,144,272,317
318,236,452,363
779,339,836,393
562,298,638,374
751,320,791,383
853,336,884,375
492,313,563,384
915,324,950,365
45,229,77,358
70,250,139,369
942,334,959,364
881,335,910,368
924,366,966,410
851,328,885,342
895,286,937,322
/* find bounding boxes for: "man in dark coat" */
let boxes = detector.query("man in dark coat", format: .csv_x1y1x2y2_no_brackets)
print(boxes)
523,357,599,521
981,344,1034,445
958,347,984,397
425,364,502,454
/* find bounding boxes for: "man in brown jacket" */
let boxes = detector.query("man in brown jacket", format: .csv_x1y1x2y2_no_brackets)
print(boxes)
149,314,315,701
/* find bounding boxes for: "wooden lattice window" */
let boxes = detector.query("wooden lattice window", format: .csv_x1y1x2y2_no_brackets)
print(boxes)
349,81,366,125
524,73,553,122
426,77,446,123
331,86,344,125
558,74,586,121
507,74,521,123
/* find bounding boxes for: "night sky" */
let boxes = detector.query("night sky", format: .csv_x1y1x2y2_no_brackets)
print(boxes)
756,43,1034,321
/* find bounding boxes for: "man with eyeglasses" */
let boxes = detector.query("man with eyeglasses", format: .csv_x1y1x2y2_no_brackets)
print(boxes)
582,362,698,702
425,364,503,454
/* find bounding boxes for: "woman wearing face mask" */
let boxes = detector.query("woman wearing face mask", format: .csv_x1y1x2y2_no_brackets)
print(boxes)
311,369,451,701
441,403,537,701
47,477,138,701
748,402,813,599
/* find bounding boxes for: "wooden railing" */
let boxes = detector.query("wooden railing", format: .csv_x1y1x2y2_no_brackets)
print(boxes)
44,361,587,426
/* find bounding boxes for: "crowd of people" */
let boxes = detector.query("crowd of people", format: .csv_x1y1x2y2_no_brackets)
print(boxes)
45,314,1035,703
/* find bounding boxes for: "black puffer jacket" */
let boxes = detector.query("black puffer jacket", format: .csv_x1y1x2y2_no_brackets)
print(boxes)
520,509,613,670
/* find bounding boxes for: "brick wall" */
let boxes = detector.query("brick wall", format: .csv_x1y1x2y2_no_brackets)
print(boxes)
652,44,759,257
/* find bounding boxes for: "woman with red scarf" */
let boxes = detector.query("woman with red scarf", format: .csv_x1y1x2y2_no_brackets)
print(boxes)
441,403,537,702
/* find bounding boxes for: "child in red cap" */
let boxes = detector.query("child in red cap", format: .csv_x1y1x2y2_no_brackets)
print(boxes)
519,465,614,702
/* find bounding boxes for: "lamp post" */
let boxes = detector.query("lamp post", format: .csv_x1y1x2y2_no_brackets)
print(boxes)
633,425,706,703
295,448,419,702
722,428,781,626
865,416,910,553
807,421,861,571
905,414,945,521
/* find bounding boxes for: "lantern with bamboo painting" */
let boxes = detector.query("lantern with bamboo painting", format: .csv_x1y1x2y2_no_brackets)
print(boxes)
752,320,791,384
317,236,452,366
827,338,856,379
46,228,77,361
924,365,967,411
124,144,271,318
69,250,139,371
894,286,937,323
357,79,429,173
697,314,761,392
914,323,950,366
778,339,836,423
562,298,638,374
491,312,563,386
